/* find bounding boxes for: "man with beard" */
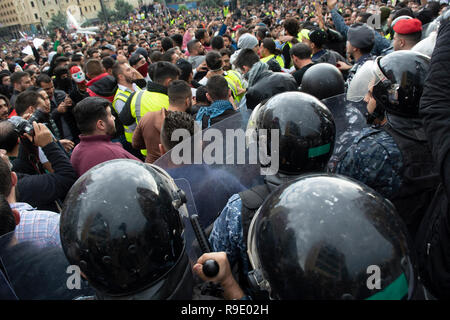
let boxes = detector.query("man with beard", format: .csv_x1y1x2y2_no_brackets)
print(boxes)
132,80,192,163
36,74,78,147
187,39,206,69
0,94,10,120
195,28,212,52
9,72,33,108
70,97,140,177
0,70,13,100
111,61,146,158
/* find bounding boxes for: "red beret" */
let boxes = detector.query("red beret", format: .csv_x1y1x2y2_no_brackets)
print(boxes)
393,18,422,35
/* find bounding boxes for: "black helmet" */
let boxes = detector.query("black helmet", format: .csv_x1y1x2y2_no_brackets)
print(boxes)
300,63,345,100
372,51,430,118
247,174,416,300
60,160,192,299
247,91,336,175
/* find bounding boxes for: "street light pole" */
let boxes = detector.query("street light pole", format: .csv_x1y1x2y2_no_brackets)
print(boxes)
99,0,109,25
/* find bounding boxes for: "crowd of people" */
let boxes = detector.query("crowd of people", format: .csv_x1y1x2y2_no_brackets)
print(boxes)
0,0,449,301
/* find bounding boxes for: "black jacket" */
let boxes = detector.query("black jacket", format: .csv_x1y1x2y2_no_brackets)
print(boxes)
416,19,450,299
50,89,80,144
16,141,77,212
245,72,299,110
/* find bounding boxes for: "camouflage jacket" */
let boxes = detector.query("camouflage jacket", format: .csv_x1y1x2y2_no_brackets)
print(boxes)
335,127,403,198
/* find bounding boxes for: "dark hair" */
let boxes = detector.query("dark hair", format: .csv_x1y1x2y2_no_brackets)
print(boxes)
25,69,35,78
234,48,260,70
71,54,83,62
256,27,270,40
211,36,224,51
206,75,229,101
219,48,232,58
170,34,183,48
195,85,209,105
10,72,29,85
195,29,208,41
0,94,10,107
175,59,193,82
357,12,372,23
160,111,196,151
168,80,192,105
152,61,181,85
55,56,69,65
283,18,300,37
73,97,110,134
205,51,223,71
128,44,137,54
87,48,99,58
0,121,18,153
187,39,201,54
15,91,41,116
161,48,178,62
222,34,232,44
53,66,69,79
359,43,375,54
112,61,126,80
290,43,313,59
102,56,115,71
262,38,281,55
398,31,422,44
149,50,163,63
392,8,414,20
36,74,52,87
0,157,12,197
161,37,174,52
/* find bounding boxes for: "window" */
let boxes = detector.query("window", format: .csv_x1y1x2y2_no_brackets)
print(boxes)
42,0,45,5
31,1,35,7
46,12,49,17
84,6,87,11
93,5,96,10
34,13,38,19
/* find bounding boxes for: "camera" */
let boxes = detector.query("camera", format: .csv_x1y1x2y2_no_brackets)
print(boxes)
8,109,47,136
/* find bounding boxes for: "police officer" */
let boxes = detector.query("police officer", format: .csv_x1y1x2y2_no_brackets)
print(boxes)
337,50,440,239
208,91,336,293
300,63,345,100
197,174,418,300
60,159,193,300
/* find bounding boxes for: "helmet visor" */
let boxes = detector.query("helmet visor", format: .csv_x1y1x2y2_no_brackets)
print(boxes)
346,59,383,102
247,207,262,271
246,208,272,293
245,102,264,147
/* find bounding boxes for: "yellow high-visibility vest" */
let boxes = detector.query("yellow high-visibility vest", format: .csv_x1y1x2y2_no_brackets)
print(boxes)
224,70,244,102
261,54,285,69
129,90,169,156
112,88,138,143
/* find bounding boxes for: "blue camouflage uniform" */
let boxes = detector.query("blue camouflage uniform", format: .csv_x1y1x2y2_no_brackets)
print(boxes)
208,194,250,280
335,127,403,198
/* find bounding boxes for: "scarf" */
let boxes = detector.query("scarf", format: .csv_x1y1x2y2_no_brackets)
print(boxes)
195,100,234,128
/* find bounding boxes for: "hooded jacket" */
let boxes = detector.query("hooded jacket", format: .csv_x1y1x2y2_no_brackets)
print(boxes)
86,73,117,103
245,62,298,109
